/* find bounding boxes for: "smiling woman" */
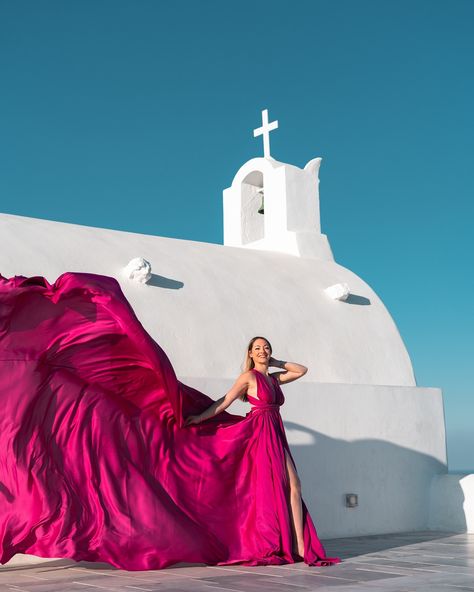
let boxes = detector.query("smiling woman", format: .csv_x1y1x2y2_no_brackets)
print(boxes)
184,334,337,564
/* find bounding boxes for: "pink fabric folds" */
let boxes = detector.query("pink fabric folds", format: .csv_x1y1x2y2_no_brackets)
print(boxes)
0,271,340,569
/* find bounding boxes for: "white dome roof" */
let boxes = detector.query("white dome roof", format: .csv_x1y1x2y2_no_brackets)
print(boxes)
0,212,415,386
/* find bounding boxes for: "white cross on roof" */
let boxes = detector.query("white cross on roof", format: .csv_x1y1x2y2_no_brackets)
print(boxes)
253,109,278,158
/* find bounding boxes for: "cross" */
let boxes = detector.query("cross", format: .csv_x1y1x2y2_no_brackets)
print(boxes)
253,109,278,158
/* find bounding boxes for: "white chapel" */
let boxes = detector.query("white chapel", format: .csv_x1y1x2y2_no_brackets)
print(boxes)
0,109,471,538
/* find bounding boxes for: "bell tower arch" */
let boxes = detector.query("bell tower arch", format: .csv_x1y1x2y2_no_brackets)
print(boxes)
240,170,264,245
223,156,334,261
222,109,333,260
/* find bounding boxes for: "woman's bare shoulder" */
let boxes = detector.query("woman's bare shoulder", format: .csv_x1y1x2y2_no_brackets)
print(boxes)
240,369,255,382
232,369,254,384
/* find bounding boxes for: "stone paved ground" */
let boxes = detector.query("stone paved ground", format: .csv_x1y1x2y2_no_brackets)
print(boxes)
1,531,473,592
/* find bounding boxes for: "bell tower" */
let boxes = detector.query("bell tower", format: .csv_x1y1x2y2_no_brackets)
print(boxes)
222,109,334,261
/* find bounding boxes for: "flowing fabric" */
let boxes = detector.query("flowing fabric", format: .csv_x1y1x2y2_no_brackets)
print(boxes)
0,271,341,570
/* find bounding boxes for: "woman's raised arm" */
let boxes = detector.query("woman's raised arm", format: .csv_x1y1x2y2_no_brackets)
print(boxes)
269,357,307,385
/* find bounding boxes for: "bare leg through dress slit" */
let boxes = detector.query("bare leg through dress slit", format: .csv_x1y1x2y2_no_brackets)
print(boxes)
284,447,305,556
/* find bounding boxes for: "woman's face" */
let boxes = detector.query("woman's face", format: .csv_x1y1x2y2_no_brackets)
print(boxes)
250,339,271,363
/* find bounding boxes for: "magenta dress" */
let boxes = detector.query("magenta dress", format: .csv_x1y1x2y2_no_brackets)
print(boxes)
0,271,340,570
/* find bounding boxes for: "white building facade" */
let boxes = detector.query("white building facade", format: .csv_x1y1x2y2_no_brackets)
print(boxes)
0,110,471,540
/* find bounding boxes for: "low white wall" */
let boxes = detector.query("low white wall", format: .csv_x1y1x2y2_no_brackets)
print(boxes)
0,381,448,569
182,377,447,538
428,473,474,533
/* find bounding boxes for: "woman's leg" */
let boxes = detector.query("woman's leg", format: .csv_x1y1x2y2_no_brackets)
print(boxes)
284,448,304,556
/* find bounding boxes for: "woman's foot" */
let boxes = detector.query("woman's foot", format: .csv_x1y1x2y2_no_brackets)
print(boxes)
292,544,305,561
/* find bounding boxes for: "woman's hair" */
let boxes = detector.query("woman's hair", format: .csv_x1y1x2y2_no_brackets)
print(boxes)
239,336,272,402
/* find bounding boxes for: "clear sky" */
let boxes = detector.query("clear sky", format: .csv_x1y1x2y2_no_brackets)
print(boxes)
1,1,472,471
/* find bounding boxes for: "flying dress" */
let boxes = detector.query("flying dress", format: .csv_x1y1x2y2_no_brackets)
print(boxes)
0,271,341,570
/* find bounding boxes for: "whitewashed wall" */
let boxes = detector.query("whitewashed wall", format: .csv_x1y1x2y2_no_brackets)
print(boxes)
0,212,450,537
429,474,474,534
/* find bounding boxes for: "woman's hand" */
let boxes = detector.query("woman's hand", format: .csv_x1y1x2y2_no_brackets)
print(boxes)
269,357,282,367
184,414,201,427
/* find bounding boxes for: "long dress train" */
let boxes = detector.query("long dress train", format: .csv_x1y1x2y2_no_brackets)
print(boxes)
0,271,341,569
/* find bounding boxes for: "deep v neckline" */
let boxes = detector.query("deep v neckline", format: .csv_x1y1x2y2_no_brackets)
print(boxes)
252,368,277,400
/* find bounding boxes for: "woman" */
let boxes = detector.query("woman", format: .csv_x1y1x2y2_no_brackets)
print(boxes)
184,336,310,560
0,272,340,569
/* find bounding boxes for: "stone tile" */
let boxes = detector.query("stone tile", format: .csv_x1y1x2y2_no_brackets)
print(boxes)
198,574,307,591
1,532,473,592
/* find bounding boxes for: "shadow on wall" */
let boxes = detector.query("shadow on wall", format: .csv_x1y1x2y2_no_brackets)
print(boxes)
345,294,371,305
146,273,184,289
429,473,472,532
279,419,467,537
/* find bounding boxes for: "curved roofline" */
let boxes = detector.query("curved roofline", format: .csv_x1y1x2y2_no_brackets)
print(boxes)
230,157,285,187
230,156,323,188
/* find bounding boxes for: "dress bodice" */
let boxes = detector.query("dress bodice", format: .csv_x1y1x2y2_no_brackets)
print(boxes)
246,368,285,411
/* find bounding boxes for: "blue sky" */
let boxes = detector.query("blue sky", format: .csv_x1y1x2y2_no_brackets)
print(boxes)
1,1,472,470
